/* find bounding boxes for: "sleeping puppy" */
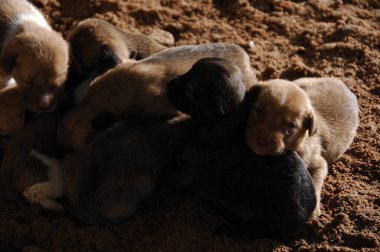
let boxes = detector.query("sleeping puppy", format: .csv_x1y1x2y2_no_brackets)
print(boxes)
166,58,316,240
0,111,63,212
63,115,194,225
68,18,167,78
59,43,256,151
245,78,359,217
0,0,69,112
65,18,167,107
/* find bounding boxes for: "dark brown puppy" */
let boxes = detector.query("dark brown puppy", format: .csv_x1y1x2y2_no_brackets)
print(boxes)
59,43,256,151
62,115,194,225
0,111,63,212
166,58,316,240
0,83,24,136
245,78,359,217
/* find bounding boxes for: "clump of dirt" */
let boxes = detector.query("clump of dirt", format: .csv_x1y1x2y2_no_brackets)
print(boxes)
0,0,379,251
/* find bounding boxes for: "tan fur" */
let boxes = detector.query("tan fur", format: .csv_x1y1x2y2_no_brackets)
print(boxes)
67,18,167,74
245,78,359,217
59,43,256,151
0,84,24,135
0,0,69,112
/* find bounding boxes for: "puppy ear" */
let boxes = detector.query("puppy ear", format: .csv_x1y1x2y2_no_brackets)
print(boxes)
1,38,18,74
99,45,121,69
304,110,318,136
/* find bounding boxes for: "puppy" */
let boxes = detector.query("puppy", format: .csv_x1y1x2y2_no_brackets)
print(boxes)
68,18,167,78
65,18,167,106
0,111,64,212
166,58,316,240
245,78,359,217
63,115,194,225
59,43,256,151
0,0,69,112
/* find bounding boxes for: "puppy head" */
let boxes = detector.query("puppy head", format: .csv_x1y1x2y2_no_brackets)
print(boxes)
167,57,246,125
245,80,317,156
67,18,130,77
1,30,69,112
0,86,25,135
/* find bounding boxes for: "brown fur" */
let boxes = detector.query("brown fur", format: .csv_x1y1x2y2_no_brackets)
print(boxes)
0,84,24,135
0,111,63,212
63,115,194,225
245,77,359,217
67,18,167,76
0,0,69,112
59,43,256,151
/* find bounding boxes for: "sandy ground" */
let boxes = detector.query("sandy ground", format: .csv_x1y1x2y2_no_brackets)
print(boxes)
0,0,379,251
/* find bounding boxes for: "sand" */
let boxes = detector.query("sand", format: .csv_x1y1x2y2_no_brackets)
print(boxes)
0,0,379,251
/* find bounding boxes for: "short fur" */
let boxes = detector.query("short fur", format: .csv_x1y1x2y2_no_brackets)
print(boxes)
63,115,194,225
0,111,63,212
0,84,24,136
166,58,316,240
245,78,359,217
0,0,69,112
59,43,256,151
68,18,167,77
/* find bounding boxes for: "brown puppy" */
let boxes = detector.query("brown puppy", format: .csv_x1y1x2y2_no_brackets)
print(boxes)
0,0,69,112
68,18,167,77
59,43,256,151
63,115,194,225
0,111,63,212
66,18,167,105
245,77,359,217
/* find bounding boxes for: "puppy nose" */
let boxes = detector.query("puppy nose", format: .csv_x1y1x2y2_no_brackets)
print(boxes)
36,94,55,112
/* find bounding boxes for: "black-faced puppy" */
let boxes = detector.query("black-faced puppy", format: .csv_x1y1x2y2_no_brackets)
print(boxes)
0,111,63,212
0,0,69,112
62,115,194,225
245,78,359,217
59,43,256,151
166,58,316,240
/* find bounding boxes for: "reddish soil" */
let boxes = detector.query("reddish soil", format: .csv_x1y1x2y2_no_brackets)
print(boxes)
0,0,379,251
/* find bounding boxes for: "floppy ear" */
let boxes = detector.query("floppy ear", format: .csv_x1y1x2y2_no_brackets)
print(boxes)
99,45,121,69
1,38,19,74
304,110,318,136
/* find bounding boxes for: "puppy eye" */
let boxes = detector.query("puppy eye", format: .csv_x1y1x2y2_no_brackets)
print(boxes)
287,122,296,129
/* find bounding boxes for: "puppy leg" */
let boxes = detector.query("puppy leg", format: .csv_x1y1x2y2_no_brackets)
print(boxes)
308,155,328,218
23,150,64,213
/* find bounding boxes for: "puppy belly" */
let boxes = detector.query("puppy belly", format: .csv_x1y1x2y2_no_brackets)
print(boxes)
23,150,64,212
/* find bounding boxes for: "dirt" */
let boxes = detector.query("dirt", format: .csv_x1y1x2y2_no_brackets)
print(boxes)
0,0,379,251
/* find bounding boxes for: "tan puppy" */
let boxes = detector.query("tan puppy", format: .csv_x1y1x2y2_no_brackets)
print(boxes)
0,83,24,136
59,43,256,151
0,0,69,112
68,18,167,77
66,18,167,105
245,77,359,217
